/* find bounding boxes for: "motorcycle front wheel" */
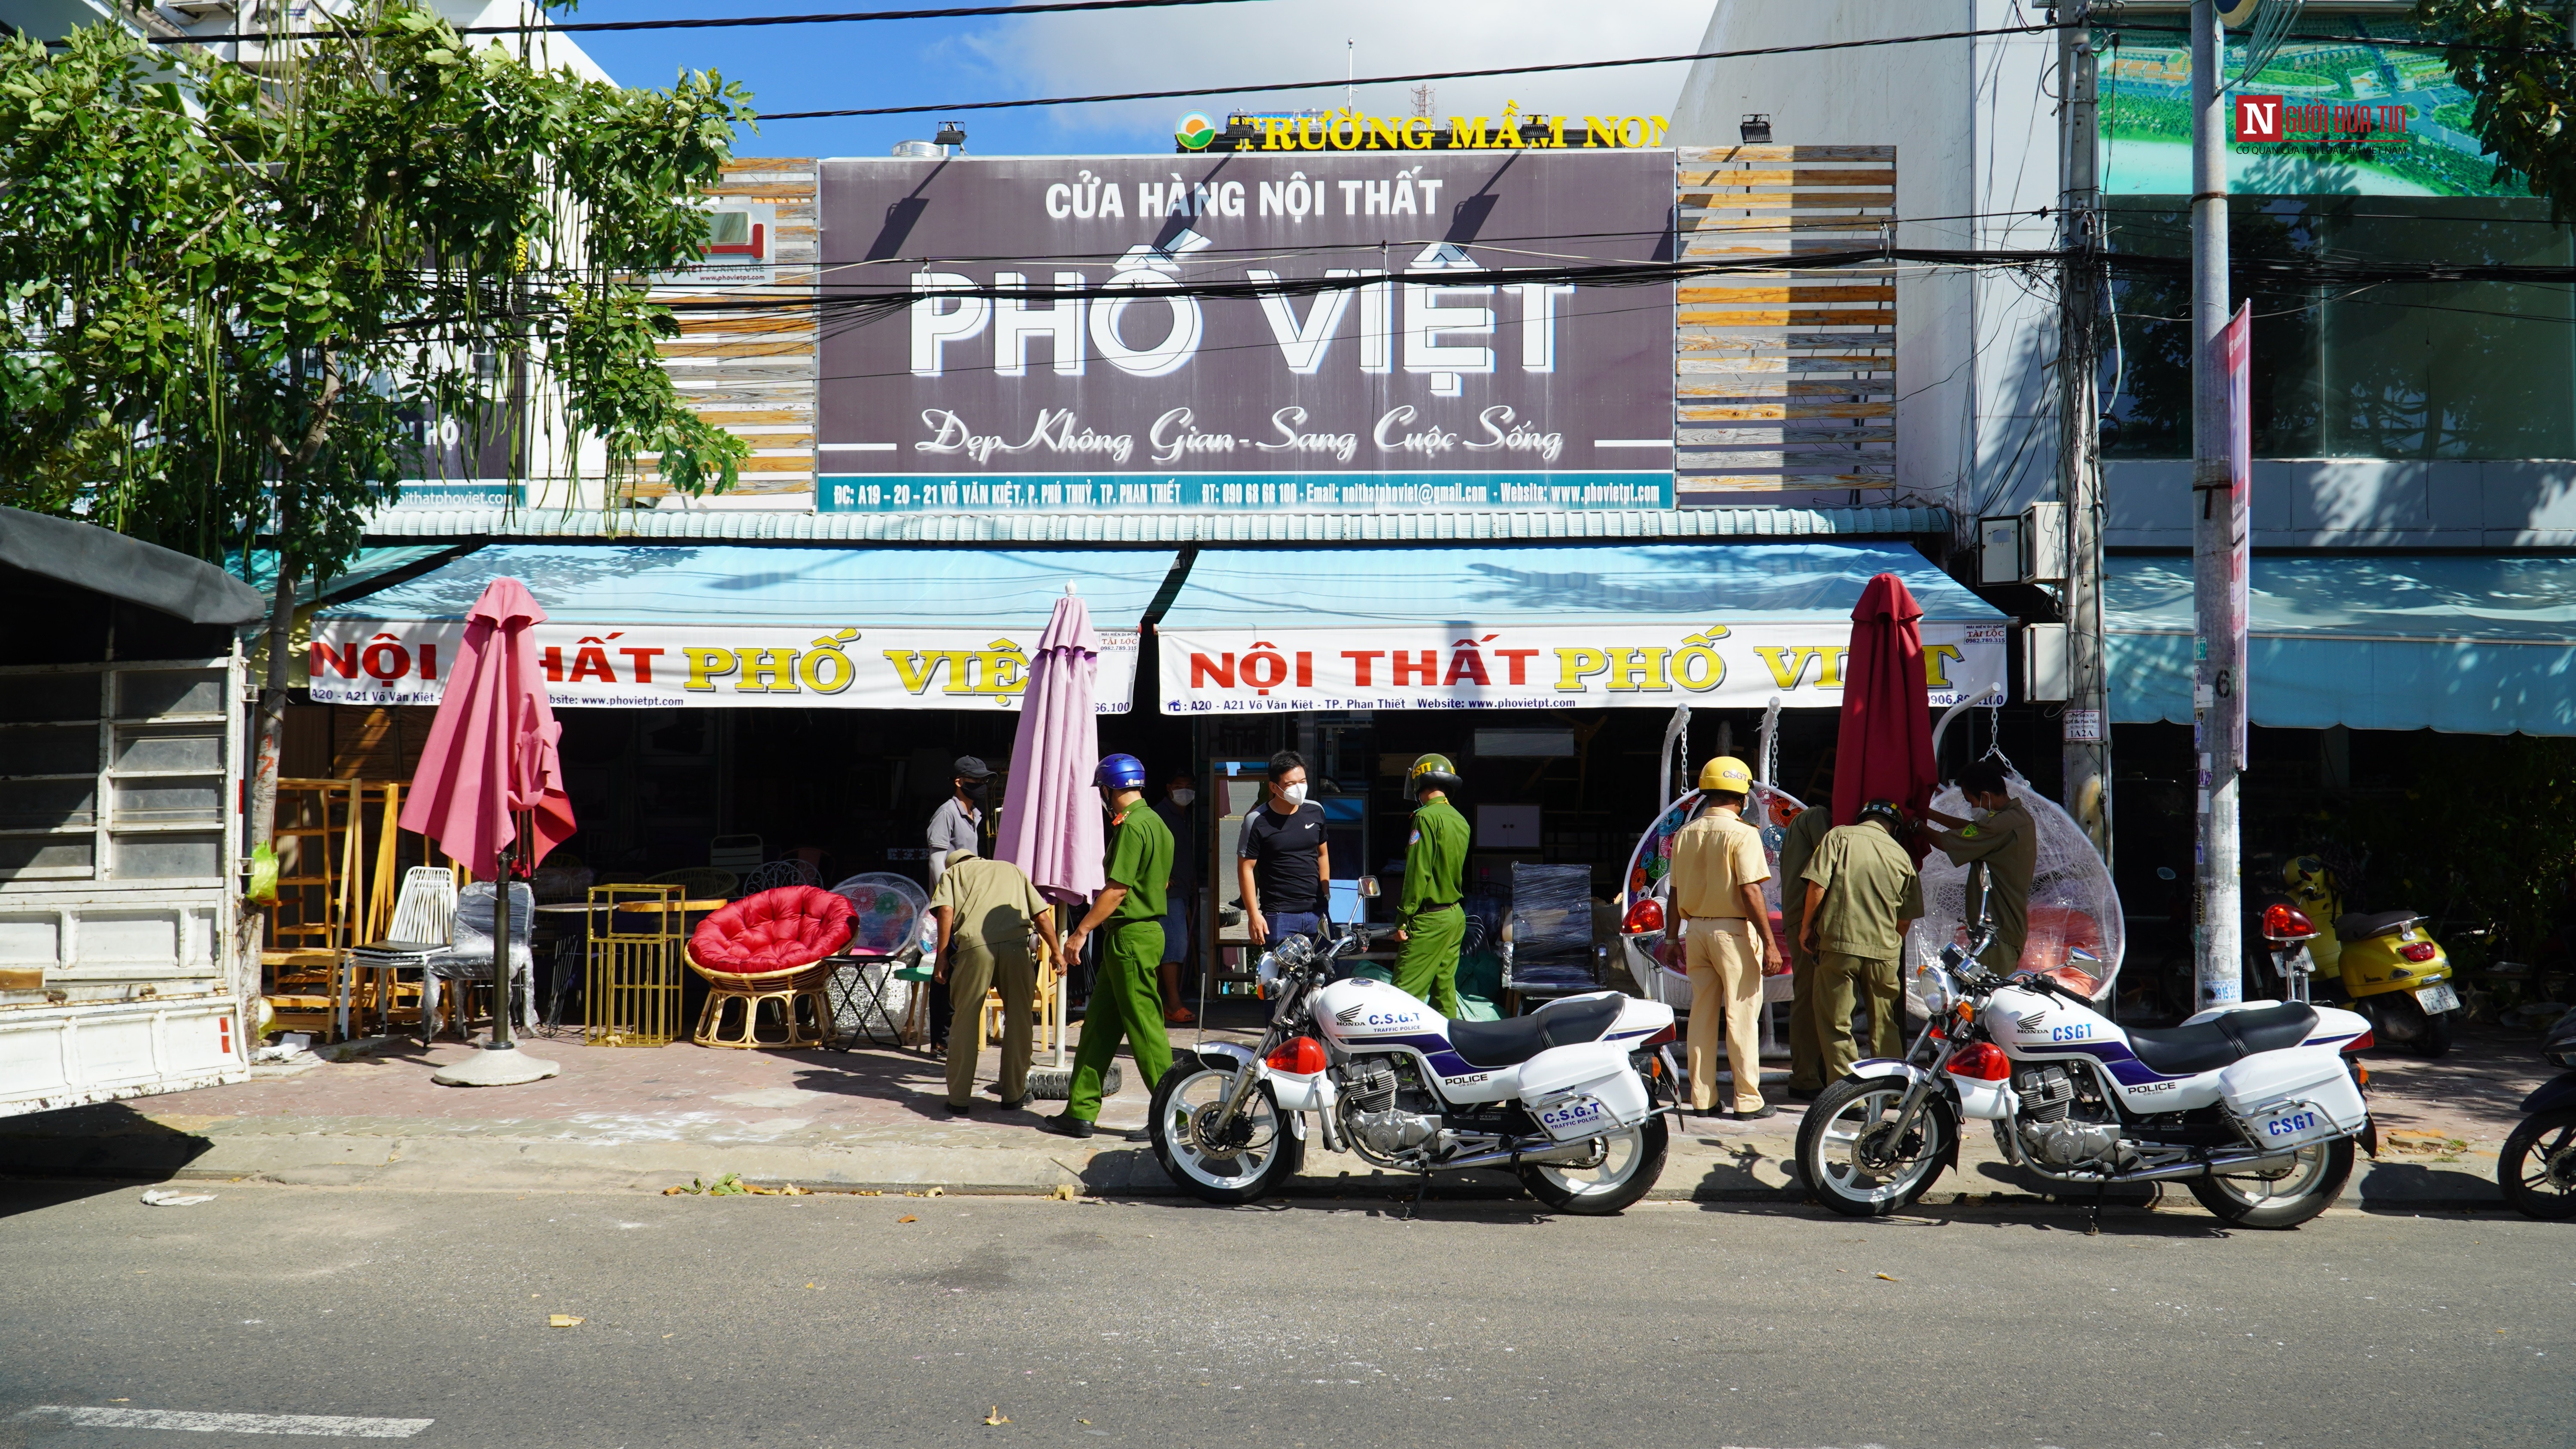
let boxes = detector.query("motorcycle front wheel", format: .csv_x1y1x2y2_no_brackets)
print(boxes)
2187,1137,2354,1229
1517,1116,1670,1216
1147,1052,1303,1206
2499,1107,2576,1221
1797,1076,1953,1218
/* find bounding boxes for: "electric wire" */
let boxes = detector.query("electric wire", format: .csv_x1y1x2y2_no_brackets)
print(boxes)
755,20,2076,118
146,0,1273,46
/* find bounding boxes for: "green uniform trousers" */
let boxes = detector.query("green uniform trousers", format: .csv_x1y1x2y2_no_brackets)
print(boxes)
1067,920,1172,1123
1815,949,1905,1083
1785,942,1826,1093
1393,905,1465,1017
942,938,1034,1109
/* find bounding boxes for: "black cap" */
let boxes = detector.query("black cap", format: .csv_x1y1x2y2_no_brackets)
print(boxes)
954,755,995,780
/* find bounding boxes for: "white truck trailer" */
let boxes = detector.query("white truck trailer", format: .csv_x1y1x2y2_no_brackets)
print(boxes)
1,507,266,1117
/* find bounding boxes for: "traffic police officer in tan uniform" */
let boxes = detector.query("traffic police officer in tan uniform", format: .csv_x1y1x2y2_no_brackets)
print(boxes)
1665,755,1787,1120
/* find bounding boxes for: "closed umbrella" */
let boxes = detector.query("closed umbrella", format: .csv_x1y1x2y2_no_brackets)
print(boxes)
996,583,1102,1074
398,577,576,1087
1832,572,1938,838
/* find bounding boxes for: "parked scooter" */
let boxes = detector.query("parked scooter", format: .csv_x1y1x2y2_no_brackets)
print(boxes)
2275,855,2460,1057
1799,891,2377,1228
1148,917,1679,1216
2499,1010,2576,1220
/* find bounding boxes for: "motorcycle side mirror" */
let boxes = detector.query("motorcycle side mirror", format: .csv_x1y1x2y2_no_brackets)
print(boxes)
1356,875,1382,899
2067,946,2102,964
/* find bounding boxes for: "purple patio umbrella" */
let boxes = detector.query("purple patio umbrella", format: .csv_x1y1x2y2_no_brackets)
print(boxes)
996,583,1103,1070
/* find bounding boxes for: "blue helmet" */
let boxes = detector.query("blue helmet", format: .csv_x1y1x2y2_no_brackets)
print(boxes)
1094,753,1148,791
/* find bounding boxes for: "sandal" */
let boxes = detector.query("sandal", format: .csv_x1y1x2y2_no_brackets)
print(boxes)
1165,1005,1197,1025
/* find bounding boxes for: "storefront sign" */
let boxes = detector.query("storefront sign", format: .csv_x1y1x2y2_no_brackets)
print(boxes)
1180,105,1673,152
1154,623,2006,713
815,151,1674,515
308,621,1140,713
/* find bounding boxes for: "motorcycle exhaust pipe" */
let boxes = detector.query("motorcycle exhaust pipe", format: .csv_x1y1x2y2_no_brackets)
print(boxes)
1437,1136,1607,1171
2109,1149,2306,1185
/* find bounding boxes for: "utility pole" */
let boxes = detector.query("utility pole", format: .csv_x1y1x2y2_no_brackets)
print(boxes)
2190,0,2245,1008
2058,1,2111,864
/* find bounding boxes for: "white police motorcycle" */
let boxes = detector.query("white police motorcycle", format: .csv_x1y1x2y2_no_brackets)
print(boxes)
1798,893,2378,1229
1147,906,1680,1216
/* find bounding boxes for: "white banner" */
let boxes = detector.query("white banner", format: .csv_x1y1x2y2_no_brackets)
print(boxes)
309,620,1140,712
1156,622,2006,714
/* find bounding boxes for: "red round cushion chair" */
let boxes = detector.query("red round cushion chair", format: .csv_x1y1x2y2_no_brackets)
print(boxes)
689,886,855,979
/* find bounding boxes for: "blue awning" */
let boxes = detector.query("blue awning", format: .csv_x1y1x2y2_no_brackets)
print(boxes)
315,544,1180,628
1154,543,2007,714
1159,543,2005,630
2107,554,2576,735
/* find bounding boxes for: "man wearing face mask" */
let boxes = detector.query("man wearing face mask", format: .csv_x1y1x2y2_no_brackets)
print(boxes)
1237,750,1329,949
1392,753,1469,1017
927,756,994,887
1154,769,1201,1025
1922,760,2037,972
1045,753,1174,1141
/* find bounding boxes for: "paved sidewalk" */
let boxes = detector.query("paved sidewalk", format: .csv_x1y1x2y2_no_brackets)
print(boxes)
1,1014,2549,1210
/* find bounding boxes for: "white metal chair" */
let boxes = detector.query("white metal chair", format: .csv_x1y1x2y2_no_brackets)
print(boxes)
422,881,538,1043
340,867,458,1039
741,858,821,893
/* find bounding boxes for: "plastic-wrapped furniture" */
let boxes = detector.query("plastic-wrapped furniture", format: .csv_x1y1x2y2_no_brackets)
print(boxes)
1504,863,1602,1003
422,881,536,1043
686,885,855,1049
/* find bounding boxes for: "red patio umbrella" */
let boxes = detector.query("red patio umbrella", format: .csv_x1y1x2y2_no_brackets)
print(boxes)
1832,572,1938,838
398,576,576,1086
996,582,1102,1076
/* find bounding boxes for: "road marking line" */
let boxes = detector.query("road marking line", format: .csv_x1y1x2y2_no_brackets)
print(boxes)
18,1407,433,1438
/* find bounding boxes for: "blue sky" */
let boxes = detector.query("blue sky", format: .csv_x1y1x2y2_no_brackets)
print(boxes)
571,0,1713,161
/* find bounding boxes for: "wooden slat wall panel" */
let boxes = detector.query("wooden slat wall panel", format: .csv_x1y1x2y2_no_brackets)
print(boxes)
1673,145,1896,506
637,158,818,503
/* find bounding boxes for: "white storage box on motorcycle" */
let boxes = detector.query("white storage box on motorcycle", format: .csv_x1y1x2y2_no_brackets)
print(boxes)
1515,1043,1652,1142
2218,1051,2366,1149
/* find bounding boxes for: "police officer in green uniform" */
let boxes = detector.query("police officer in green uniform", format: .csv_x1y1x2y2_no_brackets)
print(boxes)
1045,753,1174,1141
1392,753,1470,1017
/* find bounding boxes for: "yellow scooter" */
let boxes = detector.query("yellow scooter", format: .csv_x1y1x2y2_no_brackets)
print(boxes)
2281,855,2459,1058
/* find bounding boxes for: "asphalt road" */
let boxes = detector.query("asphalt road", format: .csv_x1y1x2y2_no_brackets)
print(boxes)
0,1179,2566,1449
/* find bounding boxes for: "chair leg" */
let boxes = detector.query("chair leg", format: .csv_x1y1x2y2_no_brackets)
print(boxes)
420,975,440,1046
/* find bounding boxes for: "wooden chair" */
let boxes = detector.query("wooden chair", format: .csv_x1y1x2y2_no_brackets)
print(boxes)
977,934,1060,1055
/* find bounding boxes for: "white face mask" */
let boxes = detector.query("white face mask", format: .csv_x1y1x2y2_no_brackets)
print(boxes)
1279,782,1309,808
1168,788,1196,806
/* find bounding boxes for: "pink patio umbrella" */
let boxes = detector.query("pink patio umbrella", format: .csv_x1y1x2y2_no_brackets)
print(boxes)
995,583,1102,1073
1833,572,1938,849
398,576,577,1086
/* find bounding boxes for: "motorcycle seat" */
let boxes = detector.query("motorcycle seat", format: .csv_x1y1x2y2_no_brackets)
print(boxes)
2124,1002,2321,1076
2333,910,2419,941
1447,994,1627,1069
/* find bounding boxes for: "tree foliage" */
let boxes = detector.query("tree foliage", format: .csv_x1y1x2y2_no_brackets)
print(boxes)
2418,0,2576,217
0,5,754,571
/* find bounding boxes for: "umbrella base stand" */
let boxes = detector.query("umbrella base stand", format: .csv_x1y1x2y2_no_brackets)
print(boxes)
1025,1063,1116,1102
433,1041,561,1088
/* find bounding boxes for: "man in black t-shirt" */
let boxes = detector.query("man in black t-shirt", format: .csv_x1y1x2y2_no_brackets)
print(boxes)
1237,750,1330,946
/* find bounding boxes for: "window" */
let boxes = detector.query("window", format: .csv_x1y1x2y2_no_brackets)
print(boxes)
2103,196,2576,461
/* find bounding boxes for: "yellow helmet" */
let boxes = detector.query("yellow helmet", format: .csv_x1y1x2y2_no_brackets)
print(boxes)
1407,752,1462,796
1698,755,1753,794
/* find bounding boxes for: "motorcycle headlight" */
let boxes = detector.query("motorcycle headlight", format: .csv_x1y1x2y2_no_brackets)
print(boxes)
1913,963,1959,1018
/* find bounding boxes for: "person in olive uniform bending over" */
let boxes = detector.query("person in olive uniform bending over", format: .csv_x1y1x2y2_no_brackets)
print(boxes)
1044,753,1173,1142
1922,760,2037,973
1774,776,1836,1100
1798,798,1923,1080
1391,753,1470,1016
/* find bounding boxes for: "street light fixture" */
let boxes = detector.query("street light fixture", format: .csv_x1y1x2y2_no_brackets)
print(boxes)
1740,114,1772,144
933,120,967,151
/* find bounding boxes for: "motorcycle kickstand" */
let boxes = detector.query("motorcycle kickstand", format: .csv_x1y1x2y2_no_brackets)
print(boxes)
1398,1172,1430,1222
2087,1180,2106,1237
